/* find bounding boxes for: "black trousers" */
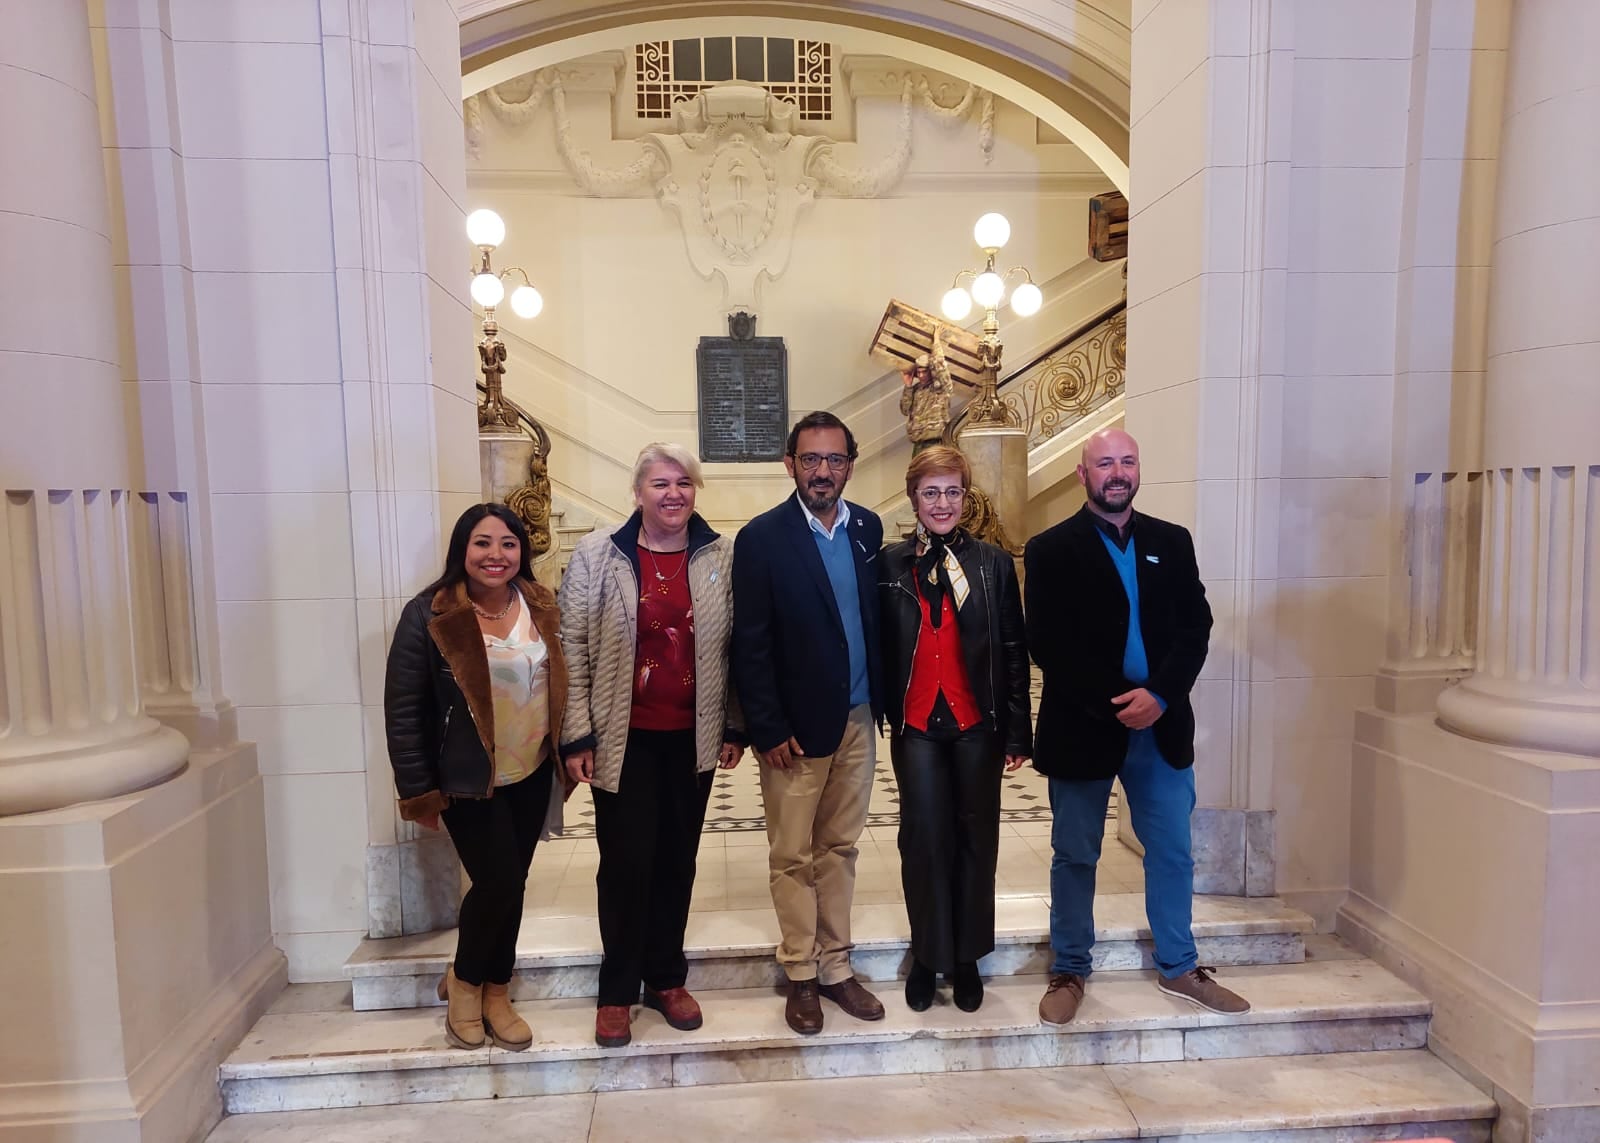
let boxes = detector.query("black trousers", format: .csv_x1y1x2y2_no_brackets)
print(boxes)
592,728,713,1008
891,727,1003,974
441,765,552,986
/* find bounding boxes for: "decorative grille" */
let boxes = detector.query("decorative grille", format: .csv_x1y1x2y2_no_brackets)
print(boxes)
634,38,831,120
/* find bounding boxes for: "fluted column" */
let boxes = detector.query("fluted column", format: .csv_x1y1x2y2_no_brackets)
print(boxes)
0,1,187,813
1436,0,1600,756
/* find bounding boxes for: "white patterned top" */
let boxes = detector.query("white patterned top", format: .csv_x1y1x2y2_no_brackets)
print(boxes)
483,596,551,786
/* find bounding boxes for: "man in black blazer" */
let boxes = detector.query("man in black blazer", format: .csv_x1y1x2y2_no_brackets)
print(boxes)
733,411,886,1035
1025,428,1249,1025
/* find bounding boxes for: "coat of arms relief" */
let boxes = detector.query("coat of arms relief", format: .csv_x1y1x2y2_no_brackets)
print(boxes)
466,53,996,311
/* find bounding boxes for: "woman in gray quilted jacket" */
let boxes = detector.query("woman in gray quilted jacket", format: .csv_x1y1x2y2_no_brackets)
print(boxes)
558,442,746,1050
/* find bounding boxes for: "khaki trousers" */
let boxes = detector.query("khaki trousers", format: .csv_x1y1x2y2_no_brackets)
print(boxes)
759,704,877,984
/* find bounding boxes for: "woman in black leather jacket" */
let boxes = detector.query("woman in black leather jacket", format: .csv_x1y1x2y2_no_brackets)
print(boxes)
384,503,569,1053
877,446,1032,1013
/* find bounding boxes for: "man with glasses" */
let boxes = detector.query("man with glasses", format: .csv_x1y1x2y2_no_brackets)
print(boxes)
732,411,885,1034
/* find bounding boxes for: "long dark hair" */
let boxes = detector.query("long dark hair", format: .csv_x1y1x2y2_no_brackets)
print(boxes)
420,503,534,598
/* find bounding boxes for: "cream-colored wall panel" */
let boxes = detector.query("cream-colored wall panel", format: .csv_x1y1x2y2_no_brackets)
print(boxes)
1398,263,1489,374
435,389,481,497
119,264,190,383
1191,677,1235,807
1485,218,1600,357
174,40,328,159
380,270,430,384
276,929,366,983
1265,49,1294,164
1543,812,1600,1004
414,0,465,115
237,703,365,775
376,159,423,275
364,703,399,848
1276,477,1390,579
370,44,421,162
1288,166,1405,274
1204,164,1247,275
95,25,177,150
1194,476,1239,582
1126,478,1196,532
1205,54,1251,169
1499,87,1600,229
1126,274,1202,392
211,491,356,601
365,0,413,48
1427,0,1490,50
391,489,447,595
1199,270,1244,380
1280,374,1394,479
194,271,341,383
184,158,334,273
0,70,108,231
1270,574,1388,679
417,64,468,211
379,377,441,492
1273,675,1374,740
1284,272,1398,377
322,33,356,157
265,765,371,934
1256,269,1287,378
426,278,475,403
1292,0,1416,59
167,0,321,44
341,380,379,493
218,598,361,707
423,175,469,310
1209,0,1251,56
109,145,188,267
1421,47,1505,160
329,154,364,271
204,383,349,493
1275,735,1353,892
1130,0,1208,124
356,597,390,708
1411,157,1496,268
1291,58,1412,168
347,491,385,599
1261,163,1290,270
1128,57,1207,209
1247,473,1282,582
1127,172,1204,306
92,0,171,33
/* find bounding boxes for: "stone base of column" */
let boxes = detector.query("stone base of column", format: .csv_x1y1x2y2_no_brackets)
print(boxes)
0,718,190,816
365,831,462,938
1116,794,1277,897
1375,661,1472,716
1344,708,1600,1143
957,424,1028,546
1437,675,1600,756
0,741,283,1143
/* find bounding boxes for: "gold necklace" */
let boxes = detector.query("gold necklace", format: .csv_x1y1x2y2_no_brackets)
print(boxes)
471,590,516,620
640,528,687,583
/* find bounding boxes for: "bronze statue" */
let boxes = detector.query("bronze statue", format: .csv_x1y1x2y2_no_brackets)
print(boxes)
899,343,953,455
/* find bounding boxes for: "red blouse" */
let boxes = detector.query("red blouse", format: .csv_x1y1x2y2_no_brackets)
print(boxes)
903,587,982,732
631,546,696,731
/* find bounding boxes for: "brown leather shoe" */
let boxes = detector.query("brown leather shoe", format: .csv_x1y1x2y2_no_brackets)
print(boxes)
1158,966,1251,1014
595,1004,632,1048
481,981,532,1051
436,965,486,1050
785,978,823,1035
818,976,886,1022
1039,972,1086,1025
643,985,703,1031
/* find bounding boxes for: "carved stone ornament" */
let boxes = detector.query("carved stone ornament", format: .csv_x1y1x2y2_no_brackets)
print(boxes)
645,84,825,310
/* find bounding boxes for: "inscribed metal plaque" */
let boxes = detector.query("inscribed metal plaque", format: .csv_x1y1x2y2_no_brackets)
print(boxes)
696,332,787,462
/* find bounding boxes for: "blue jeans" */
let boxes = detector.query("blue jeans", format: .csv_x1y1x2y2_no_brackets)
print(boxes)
1047,731,1197,979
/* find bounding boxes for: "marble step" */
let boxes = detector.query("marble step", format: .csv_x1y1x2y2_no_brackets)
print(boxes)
346,895,1312,1011
210,1049,1498,1142
223,958,1424,1114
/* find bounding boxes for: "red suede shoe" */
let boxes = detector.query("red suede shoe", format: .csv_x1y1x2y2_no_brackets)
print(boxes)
643,985,704,1031
595,1004,632,1048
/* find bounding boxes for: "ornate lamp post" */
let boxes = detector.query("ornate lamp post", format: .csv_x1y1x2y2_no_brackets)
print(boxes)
467,207,543,431
939,212,1043,428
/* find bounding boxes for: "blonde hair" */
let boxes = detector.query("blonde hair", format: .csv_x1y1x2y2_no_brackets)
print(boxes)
632,442,704,493
904,445,971,500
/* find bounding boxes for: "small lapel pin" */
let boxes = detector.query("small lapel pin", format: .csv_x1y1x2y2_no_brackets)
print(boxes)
1146,554,1160,564
709,570,718,582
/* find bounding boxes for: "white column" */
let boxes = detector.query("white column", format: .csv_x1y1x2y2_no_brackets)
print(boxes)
1436,0,1600,756
0,1,187,814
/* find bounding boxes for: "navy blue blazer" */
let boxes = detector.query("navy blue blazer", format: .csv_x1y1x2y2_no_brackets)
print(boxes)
732,494,884,757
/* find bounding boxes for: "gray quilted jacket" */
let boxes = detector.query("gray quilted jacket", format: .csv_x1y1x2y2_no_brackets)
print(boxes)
557,511,742,793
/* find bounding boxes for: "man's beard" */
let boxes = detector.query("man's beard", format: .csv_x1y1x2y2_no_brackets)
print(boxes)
1089,477,1136,514
799,475,843,514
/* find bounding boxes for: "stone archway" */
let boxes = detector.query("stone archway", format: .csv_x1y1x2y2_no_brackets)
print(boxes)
456,0,1131,192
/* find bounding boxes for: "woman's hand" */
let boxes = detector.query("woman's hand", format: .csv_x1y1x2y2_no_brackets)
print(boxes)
416,811,441,831
718,741,745,769
1004,754,1029,773
565,749,596,784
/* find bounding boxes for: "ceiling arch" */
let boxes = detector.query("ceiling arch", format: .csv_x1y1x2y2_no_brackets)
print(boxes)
456,0,1131,193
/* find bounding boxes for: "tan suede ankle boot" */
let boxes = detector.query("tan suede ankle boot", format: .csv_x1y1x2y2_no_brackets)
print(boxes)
436,965,486,1050
482,981,532,1051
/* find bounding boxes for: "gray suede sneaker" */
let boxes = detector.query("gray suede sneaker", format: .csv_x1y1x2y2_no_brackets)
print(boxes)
1157,966,1251,1014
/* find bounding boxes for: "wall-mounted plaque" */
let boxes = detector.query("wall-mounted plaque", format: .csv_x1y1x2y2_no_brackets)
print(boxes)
696,312,788,462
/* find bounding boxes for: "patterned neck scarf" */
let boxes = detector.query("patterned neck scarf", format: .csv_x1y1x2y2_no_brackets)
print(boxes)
915,523,969,628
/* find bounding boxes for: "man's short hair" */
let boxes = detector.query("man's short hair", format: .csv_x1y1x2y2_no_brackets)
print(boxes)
785,411,859,460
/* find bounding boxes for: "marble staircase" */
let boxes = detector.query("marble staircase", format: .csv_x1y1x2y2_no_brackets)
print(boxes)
213,896,1497,1140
